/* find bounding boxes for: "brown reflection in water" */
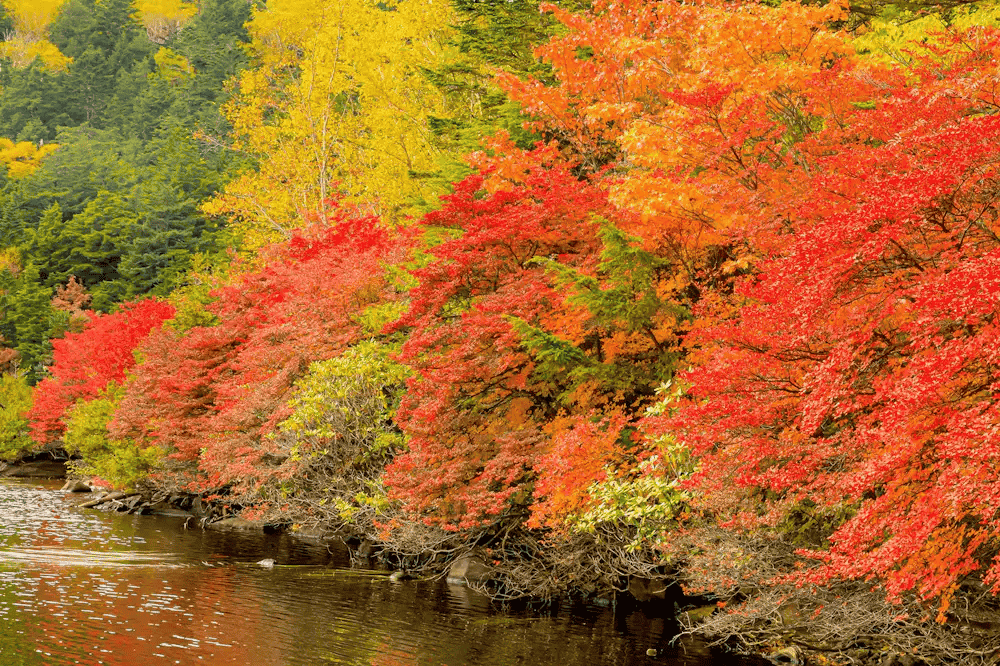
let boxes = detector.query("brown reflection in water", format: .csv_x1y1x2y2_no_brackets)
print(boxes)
1,480,759,666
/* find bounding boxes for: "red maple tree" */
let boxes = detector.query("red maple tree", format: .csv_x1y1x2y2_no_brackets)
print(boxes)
385,161,634,529
29,299,176,444
111,211,412,492
671,29,1000,610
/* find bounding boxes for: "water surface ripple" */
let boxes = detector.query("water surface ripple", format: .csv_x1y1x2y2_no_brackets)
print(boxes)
0,478,755,665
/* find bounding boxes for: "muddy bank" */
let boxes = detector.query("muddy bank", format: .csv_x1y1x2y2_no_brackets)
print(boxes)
0,447,69,479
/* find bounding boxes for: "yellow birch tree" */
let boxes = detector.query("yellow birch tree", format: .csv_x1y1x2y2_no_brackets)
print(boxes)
203,0,458,248
133,0,198,44
0,138,58,178
0,0,71,70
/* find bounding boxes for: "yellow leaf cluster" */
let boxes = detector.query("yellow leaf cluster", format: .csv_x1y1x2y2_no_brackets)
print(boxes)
133,0,198,44
852,0,1000,66
0,247,19,275
0,0,71,70
151,46,194,82
204,0,457,249
0,36,71,70
2,0,65,39
0,138,58,179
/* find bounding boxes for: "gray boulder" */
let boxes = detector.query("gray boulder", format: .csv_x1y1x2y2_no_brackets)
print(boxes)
447,553,491,586
205,517,265,533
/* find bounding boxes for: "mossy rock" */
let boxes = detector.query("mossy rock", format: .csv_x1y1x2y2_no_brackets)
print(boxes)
684,605,718,623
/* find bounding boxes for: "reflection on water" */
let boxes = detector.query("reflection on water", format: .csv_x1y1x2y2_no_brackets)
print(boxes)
0,478,756,666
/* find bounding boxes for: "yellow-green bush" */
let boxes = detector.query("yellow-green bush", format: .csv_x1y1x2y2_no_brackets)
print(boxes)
0,374,33,461
63,383,161,488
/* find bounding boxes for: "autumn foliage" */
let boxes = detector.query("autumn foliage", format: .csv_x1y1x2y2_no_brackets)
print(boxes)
110,211,411,491
385,163,610,528
28,298,176,444
448,0,1000,612
673,30,1000,607
12,0,1000,628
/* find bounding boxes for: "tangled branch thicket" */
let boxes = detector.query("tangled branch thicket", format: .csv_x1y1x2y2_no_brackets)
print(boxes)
670,528,1000,665
453,518,673,602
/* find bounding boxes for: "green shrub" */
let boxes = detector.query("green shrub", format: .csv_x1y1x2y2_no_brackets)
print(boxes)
0,374,33,461
277,340,411,473
63,383,161,488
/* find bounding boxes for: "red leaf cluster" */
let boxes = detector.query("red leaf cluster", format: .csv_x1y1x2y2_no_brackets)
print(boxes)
111,213,411,491
673,30,1000,603
29,299,176,443
385,162,616,528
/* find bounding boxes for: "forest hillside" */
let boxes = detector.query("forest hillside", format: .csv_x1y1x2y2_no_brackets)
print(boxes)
2,0,1000,662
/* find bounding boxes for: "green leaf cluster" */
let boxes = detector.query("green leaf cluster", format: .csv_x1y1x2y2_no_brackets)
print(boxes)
0,0,251,375
568,455,688,552
512,221,687,408
416,0,591,198
0,374,33,461
0,262,57,381
277,341,411,472
557,383,693,550
9,125,234,312
63,383,162,489
0,0,253,144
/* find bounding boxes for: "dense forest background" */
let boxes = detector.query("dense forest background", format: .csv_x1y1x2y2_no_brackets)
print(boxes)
2,0,1000,661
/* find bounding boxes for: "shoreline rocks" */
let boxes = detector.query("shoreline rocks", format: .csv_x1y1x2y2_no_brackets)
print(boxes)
4,460,969,666
446,552,491,586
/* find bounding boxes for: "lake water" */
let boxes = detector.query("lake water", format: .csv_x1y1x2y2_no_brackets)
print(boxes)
0,478,759,665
